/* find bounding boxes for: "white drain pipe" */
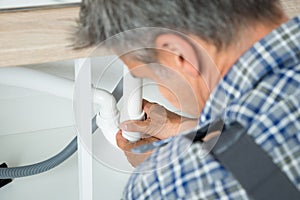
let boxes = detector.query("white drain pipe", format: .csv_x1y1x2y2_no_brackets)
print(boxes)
121,66,144,142
94,89,120,147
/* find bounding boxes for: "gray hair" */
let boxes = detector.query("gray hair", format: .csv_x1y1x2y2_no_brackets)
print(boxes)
74,0,283,62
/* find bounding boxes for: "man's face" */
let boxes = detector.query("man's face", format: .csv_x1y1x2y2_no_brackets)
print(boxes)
120,49,210,117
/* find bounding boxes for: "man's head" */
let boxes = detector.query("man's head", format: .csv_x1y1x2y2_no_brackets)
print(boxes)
75,0,286,116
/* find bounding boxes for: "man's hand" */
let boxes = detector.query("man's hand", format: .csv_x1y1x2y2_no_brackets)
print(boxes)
116,131,159,167
119,100,198,140
116,100,198,167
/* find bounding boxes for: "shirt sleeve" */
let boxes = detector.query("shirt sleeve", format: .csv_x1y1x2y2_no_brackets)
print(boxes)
123,136,249,200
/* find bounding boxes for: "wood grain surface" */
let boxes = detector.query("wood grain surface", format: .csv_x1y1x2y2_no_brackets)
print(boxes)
0,1,299,67
0,6,98,67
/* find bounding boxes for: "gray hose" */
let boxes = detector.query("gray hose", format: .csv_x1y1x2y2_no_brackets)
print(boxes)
0,79,122,179
0,116,99,179
0,138,77,179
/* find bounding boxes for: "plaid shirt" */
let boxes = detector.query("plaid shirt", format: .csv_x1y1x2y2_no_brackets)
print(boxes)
123,16,300,199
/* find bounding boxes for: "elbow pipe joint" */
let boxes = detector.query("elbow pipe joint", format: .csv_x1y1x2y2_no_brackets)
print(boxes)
94,89,120,147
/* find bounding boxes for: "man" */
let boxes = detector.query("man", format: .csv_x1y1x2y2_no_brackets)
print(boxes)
75,0,300,199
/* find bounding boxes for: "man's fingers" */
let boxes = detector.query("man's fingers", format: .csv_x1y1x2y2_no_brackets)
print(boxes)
116,131,159,152
119,119,150,133
116,131,130,150
116,131,140,151
142,99,152,114
119,119,165,138
120,100,172,139
116,130,159,167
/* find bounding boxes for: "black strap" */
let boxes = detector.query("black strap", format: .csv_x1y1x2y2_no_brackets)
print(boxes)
191,121,300,200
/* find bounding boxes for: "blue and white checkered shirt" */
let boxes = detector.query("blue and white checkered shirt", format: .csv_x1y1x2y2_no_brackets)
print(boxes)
123,16,300,199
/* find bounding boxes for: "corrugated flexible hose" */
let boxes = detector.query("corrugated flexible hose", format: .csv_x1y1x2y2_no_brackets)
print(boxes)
0,115,99,179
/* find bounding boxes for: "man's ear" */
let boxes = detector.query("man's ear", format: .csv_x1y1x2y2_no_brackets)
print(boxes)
155,34,199,77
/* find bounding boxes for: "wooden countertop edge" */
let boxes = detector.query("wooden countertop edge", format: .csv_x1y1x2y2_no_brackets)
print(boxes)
0,6,110,67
